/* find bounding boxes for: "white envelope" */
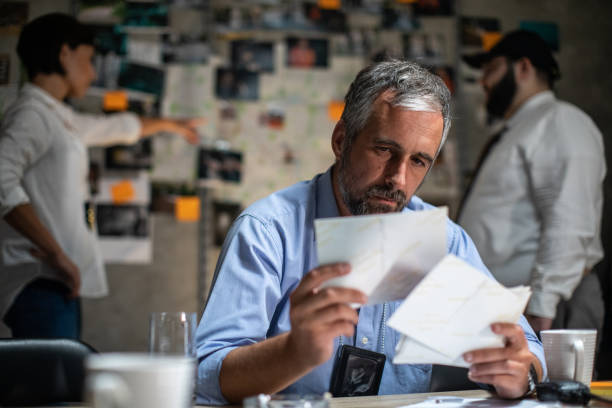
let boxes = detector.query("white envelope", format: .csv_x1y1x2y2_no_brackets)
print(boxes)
315,207,447,305
388,254,531,367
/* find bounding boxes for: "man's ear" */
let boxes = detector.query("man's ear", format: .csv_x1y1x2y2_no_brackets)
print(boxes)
514,57,534,83
58,43,71,71
331,120,346,162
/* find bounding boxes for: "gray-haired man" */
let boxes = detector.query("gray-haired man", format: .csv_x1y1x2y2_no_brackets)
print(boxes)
195,60,545,405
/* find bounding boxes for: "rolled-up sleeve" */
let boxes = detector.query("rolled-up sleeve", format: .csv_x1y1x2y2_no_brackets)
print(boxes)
71,111,141,147
448,219,548,380
195,214,284,405
0,108,51,217
527,111,605,319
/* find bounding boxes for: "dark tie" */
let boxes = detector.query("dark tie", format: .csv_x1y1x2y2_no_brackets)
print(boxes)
457,127,506,219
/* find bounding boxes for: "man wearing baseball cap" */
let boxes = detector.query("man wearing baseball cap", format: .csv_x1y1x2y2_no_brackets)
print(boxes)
458,30,606,335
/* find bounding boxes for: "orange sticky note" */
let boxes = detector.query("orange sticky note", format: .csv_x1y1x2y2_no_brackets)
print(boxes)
175,196,200,222
318,0,341,9
103,91,128,111
482,32,503,51
328,101,344,122
110,180,135,204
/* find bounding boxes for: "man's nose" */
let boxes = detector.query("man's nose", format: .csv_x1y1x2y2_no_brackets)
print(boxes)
385,158,407,189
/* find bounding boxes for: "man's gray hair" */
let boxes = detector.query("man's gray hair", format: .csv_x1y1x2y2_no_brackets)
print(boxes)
340,60,451,155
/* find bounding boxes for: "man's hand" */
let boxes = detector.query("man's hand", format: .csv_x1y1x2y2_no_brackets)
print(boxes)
30,248,81,298
167,118,205,144
139,117,206,144
286,263,367,370
526,314,553,334
464,323,541,399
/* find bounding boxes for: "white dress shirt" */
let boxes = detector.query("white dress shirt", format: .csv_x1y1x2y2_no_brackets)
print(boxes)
0,83,141,318
459,90,605,319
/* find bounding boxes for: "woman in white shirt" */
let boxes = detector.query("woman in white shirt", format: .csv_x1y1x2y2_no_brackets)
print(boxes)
0,13,200,338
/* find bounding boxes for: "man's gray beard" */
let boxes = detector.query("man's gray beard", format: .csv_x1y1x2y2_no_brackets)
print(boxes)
337,156,407,216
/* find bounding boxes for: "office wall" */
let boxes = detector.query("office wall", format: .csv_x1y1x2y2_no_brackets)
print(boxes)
1,1,611,355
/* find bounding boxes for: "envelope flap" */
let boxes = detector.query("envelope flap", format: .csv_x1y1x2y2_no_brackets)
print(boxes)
387,255,486,354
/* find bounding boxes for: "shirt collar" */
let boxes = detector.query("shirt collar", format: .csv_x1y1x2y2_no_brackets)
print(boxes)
315,166,341,219
21,82,75,127
506,90,555,130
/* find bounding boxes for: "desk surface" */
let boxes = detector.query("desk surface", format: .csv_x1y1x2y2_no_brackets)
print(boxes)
329,389,491,408
35,389,610,408
204,390,493,408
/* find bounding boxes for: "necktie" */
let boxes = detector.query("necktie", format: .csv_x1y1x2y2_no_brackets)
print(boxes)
457,127,506,219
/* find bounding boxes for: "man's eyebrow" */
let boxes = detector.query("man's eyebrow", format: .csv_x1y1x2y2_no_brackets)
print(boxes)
415,151,434,164
373,138,403,150
373,138,435,164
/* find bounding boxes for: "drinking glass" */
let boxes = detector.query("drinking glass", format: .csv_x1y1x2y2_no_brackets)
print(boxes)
149,312,197,357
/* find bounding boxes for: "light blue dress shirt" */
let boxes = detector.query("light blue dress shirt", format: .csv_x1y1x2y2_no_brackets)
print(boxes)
195,167,546,405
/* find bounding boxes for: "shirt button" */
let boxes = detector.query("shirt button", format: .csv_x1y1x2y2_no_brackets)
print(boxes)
361,337,369,345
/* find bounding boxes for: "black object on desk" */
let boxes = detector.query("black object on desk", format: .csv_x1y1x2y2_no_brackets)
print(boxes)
537,380,612,405
329,345,386,397
0,338,96,406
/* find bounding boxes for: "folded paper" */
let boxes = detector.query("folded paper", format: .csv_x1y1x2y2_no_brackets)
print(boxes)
388,254,531,367
315,207,447,305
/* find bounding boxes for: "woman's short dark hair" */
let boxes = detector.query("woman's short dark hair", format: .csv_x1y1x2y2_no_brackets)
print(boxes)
17,13,94,79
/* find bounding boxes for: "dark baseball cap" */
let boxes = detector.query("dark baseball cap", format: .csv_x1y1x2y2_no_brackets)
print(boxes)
463,29,560,81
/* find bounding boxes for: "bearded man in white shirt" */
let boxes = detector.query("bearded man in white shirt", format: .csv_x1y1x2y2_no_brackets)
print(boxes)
459,30,605,334
0,13,201,338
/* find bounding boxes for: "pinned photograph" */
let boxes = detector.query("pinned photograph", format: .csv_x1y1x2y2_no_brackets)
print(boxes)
403,33,447,66
412,0,453,16
381,5,416,31
460,17,501,48
197,148,243,183
96,204,149,238
259,105,285,130
231,40,275,72
123,2,168,27
105,139,152,170
286,37,329,68
215,68,259,100
303,3,347,32
118,62,165,97
163,33,210,63
0,2,29,27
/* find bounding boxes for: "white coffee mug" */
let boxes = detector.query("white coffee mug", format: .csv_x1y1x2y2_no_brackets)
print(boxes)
86,353,195,408
540,329,597,385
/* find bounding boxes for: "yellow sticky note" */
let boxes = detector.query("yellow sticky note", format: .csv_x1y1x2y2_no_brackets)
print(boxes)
103,91,128,112
482,32,503,51
175,196,200,222
110,180,135,204
328,101,344,122
591,381,612,396
318,0,341,9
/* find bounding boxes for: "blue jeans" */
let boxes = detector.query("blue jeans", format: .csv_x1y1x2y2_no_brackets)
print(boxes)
3,279,81,339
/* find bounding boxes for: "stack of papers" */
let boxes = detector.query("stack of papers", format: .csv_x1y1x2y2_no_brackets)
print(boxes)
314,209,531,368
315,207,447,305
389,255,531,367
